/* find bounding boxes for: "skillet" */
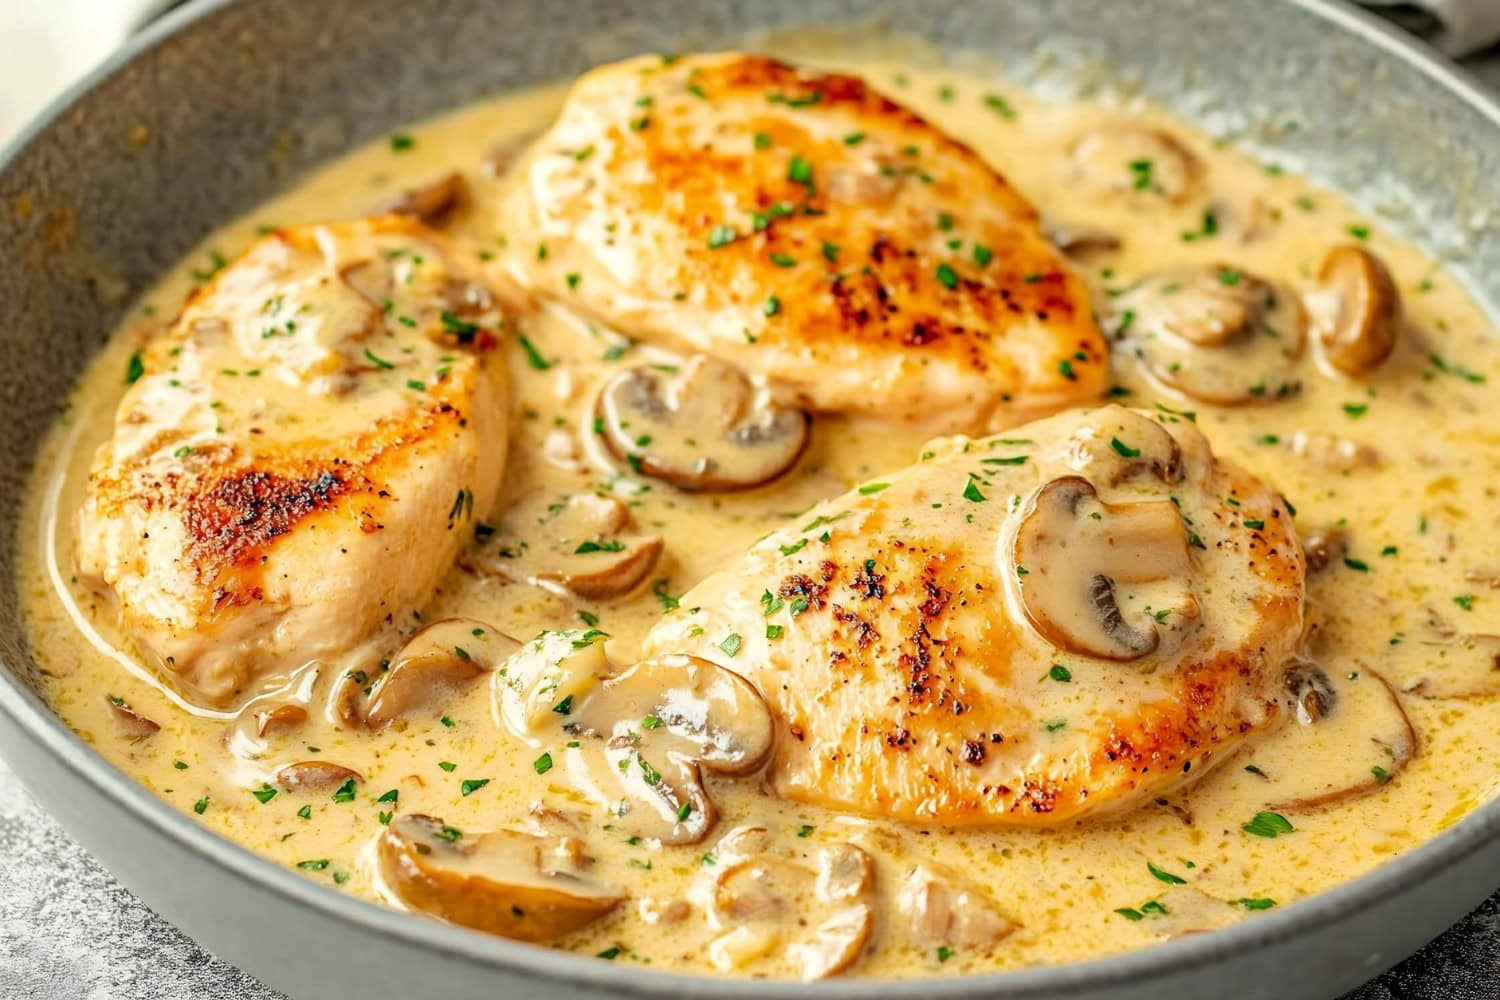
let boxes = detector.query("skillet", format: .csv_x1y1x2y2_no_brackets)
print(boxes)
1,1,1499,997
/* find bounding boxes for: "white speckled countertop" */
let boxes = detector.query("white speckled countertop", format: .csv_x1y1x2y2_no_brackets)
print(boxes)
2,13,1500,1000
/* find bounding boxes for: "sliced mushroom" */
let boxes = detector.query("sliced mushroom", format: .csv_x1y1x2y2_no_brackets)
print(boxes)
482,131,540,181
478,492,662,599
1300,527,1348,574
1205,196,1268,246
1114,265,1306,405
366,618,520,730
1399,634,1500,700
276,760,360,791
1312,245,1402,377
1043,218,1121,258
1068,124,1201,203
379,813,623,942
106,696,159,738
562,654,774,845
710,843,875,980
339,259,393,308
256,704,308,737
493,629,609,741
595,355,809,491
1011,476,1199,661
898,862,1018,955
1263,667,1416,812
383,172,467,226
1061,409,1183,486
1140,886,1250,940
1284,661,1336,725
1285,431,1380,472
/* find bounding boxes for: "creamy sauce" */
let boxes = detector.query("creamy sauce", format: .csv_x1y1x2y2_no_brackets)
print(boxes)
18,55,1500,979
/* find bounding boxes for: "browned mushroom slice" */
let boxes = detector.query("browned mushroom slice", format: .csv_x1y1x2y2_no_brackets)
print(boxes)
1059,408,1184,486
1206,196,1268,246
1067,124,1201,203
1399,634,1500,700
1043,218,1121,258
478,492,662,599
276,760,361,791
1114,265,1307,405
106,696,159,738
709,843,875,980
1300,527,1349,574
366,618,520,730
1285,431,1380,472
596,355,809,491
898,862,1018,956
256,704,308,737
493,629,610,740
1283,661,1336,725
379,813,623,942
1263,667,1416,812
383,172,468,226
1140,886,1251,939
563,654,775,845
1312,245,1402,377
1010,476,1199,660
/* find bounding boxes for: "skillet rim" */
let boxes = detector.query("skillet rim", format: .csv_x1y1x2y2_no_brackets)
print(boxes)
1,0,1498,994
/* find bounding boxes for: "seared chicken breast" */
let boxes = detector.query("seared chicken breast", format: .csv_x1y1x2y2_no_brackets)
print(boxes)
77,217,510,708
498,53,1107,430
644,406,1306,826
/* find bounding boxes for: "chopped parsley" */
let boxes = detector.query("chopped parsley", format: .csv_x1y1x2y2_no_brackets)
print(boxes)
1242,811,1294,838
517,334,552,371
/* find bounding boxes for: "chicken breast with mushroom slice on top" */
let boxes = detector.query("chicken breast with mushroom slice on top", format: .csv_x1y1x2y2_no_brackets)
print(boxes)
642,406,1306,826
497,53,1107,431
76,216,510,708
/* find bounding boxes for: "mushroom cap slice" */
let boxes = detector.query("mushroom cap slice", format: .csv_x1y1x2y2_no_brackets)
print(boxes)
1043,218,1121,259
1010,476,1200,661
1300,526,1350,575
596,355,809,491
556,654,775,845
379,814,623,942
383,172,468,226
367,618,520,730
575,654,774,775
1285,431,1380,472
276,760,361,791
478,492,663,600
1314,245,1402,377
1257,667,1416,812
1399,633,1500,700
1068,124,1201,203
710,843,875,980
898,862,1018,954
1061,408,1185,487
106,696,160,738
493,629,608,741
1115,265,1307,405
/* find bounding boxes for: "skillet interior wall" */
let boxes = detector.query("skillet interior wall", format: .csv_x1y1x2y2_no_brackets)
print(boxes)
0,0,1498,703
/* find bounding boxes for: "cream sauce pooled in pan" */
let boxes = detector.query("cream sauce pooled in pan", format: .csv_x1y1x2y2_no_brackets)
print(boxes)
17,51,1500,980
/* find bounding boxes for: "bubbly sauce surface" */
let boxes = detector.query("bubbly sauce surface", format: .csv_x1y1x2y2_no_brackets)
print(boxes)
18,54,1500,979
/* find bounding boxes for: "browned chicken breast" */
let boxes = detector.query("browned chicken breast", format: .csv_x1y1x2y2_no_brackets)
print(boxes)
643,406,1306,826
498,53,1107,430
76,217,510,708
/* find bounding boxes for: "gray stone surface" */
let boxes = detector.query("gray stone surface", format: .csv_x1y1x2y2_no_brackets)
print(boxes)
2,19,1500,1000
